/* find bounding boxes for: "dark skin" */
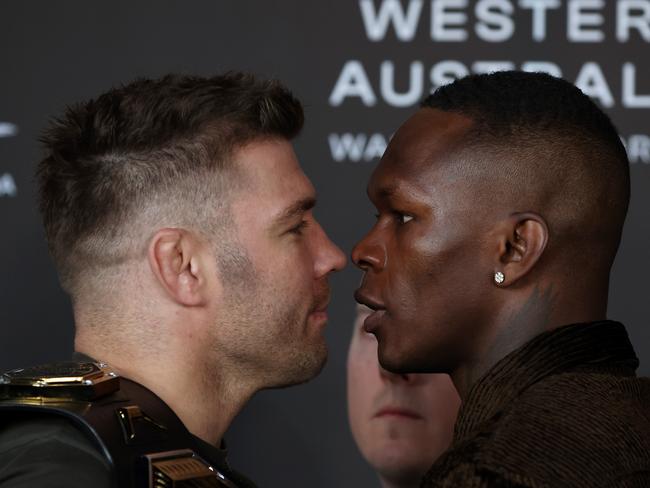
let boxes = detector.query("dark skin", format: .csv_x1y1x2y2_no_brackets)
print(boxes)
353,108,610,399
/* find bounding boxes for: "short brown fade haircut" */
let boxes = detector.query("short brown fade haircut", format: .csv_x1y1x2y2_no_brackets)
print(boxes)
37,72,304,295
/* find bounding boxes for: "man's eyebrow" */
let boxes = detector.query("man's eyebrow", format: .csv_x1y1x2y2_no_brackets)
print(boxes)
273,197,316,226
371,184,397,200
378,185,397,198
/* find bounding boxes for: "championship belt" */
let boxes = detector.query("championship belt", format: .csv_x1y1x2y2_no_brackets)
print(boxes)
0,361,119,401
144,449,238,487
0,362,245,488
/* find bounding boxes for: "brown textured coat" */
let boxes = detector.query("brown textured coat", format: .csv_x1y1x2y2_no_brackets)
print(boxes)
422,321,650,487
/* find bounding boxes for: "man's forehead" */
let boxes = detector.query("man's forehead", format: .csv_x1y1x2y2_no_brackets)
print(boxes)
370,109,474,196
236,138,312,188
384,109,474,169
233,138,302,177
229,138,316,222
367,170,429,204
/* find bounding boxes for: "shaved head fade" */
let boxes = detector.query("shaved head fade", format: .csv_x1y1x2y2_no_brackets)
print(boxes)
38,73,304,295
421,71,630,270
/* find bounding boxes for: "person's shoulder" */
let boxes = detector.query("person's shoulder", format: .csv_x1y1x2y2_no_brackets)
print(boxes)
483,371,650,486
0,360,118,487
430,372,650,488
423,440,540,487
0,359,258,488
0,413,105,456
0,414,112,488
507,369,650,436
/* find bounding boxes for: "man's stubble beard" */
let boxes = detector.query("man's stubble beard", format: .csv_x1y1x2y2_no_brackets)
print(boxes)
245,285,327,389
206,243,327,391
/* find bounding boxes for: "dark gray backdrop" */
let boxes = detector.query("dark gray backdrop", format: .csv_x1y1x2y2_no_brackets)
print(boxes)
1,1,648,487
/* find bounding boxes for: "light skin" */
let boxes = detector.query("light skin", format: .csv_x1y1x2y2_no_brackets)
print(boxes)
348,304,460,488
352,108,609,399
75,138,346,445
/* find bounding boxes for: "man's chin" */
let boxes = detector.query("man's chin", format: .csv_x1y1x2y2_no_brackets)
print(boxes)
268,344,328,389
376,337,412,373
297,346,328,384
378,354,414,375
378,345,449,375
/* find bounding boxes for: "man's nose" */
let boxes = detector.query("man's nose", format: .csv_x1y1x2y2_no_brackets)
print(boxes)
351,233,385,272
314,223,347,277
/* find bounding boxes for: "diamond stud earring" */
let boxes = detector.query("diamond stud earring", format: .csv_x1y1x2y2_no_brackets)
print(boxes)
494,271,505,284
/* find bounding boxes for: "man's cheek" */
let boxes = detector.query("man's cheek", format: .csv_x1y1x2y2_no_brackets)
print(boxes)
391,270,420,311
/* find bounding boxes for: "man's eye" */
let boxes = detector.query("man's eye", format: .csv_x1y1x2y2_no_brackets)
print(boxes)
397,213,413,224
289,220,309,235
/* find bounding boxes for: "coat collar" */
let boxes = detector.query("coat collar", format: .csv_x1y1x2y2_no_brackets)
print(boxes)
454,321,639,442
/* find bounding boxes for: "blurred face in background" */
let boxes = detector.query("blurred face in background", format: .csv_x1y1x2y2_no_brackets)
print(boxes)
347,305,461,488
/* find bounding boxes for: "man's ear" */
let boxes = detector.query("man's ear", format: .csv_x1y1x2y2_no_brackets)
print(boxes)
493,212,549,287
148,228,208,306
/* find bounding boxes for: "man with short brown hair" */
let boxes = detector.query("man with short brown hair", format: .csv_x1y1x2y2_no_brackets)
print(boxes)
0,73,346,487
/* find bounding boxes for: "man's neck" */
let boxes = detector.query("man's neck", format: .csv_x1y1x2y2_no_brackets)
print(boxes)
450,284,608,399
139,366,254,446
75,340,256,446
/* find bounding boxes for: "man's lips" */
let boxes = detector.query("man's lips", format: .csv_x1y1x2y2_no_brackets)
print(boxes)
311,287,331,314
374,407,423,420
309,294,331,323
354,289,385,312
354,289,387,333
363,309,385,333
311,302,329,314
